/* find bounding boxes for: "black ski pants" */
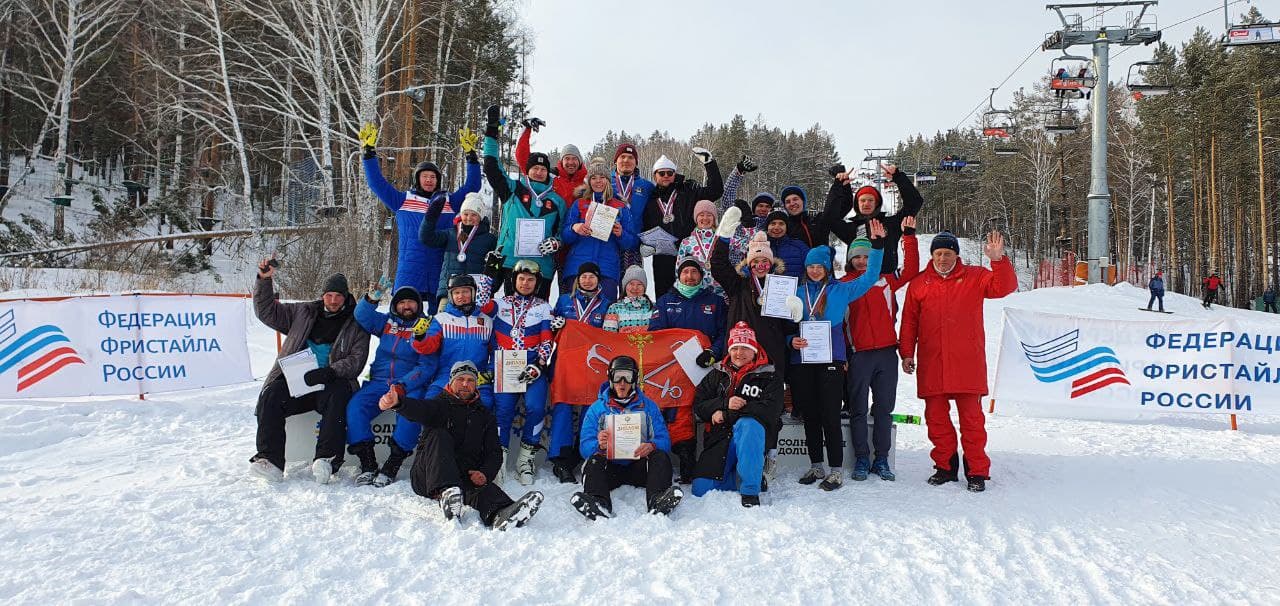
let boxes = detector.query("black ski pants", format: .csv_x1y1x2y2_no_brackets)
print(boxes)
254,377,350,470
789,362,846,467
581,451,673,513
847,346,898,459
410,427,514,526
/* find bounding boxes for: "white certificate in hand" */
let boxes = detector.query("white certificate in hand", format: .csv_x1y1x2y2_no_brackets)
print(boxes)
587,202,619,242
515,218,544,257
279,349,322,398
761,274,798,319
799,320,833,364
606,412,645,460
495,349,527,394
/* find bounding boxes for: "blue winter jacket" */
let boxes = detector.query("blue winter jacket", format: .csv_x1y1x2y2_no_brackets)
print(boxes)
552,289,613,328
410,300,494,394
788,247,883,365
579,383,672,462
353,296,436,395
362,156,482,297
650,285,728,357
1149,277,1165,296
770,235,811,279
419,199,498,300
560,197,638,281
611,171,654,243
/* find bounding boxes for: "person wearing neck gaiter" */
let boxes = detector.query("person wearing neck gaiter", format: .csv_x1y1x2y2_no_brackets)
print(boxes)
677,200,727,300
899,230,1017,493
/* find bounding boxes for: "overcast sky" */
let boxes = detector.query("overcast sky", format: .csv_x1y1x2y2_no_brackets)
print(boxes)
516,0,1273,164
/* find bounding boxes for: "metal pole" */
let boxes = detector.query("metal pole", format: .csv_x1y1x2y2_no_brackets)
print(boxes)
1087,32,1111,283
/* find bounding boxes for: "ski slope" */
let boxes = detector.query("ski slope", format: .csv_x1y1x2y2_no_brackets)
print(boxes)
2,278,1280,603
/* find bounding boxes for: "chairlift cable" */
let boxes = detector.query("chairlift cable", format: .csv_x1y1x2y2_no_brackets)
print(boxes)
1114,0,1248,59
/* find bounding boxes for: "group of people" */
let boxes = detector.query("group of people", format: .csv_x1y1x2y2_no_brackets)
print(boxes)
246,104,1018,529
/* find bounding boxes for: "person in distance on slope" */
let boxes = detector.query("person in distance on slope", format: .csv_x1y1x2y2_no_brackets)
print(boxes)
571,356,683,520
690,322,783,507
1202,271,1223,309
346,284,436,487
249,262,369,483
642,148,724,296
359,123,482,314
1146,271,1165,313
380,361,543,530
899,230,1017,493
841,216,921,483
789,221,886,491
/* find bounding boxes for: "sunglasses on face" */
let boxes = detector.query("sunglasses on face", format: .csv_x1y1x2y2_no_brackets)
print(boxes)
656,170,675,177
610,370,637,384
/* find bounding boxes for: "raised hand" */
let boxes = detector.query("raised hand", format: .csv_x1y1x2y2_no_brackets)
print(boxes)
901,215,917,236
869,219,887,241
882,163,897,179
358,123,378,148
692,147,713,165
257,258,276,279
984,230,1006,261
458,127,480,153
737,155,758,173
521,117,546,131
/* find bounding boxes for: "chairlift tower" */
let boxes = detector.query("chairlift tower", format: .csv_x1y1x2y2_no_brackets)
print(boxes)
1044,1,1161,283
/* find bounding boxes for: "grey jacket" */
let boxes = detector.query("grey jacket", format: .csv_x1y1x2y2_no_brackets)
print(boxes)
254,276,370,392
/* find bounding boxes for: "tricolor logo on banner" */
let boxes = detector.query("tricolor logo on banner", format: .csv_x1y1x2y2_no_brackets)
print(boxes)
0,309,86,392
1020,329,1130,398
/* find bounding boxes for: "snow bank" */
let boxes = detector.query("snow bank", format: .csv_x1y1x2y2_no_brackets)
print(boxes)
1,280,1279,603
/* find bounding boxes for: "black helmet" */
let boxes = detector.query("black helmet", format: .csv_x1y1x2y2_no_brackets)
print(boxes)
447,273,477,292
608,355,639,384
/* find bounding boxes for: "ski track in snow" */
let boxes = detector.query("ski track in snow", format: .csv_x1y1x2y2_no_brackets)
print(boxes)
3,262,1280,603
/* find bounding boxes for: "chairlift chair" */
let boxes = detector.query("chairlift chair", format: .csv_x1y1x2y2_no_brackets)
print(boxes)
1127,60,1172,97
1048,53,1096,92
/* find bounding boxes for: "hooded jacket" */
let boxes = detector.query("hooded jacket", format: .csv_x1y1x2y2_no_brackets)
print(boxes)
363,155,482,294
899,256,1017,397
778,185,830,248
788,246,884,364
767,233,810,280
824,169,924,274
354,291,435,395
690,355,782,480
253,276,369,391
578,383,672,463
394,387,503,485
842,234,920,352
709,236,795,375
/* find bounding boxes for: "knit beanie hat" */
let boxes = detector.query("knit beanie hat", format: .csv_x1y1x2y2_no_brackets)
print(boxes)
726,321,760,354
577,261,601,280
525,152,552,173
745,232,773,265
779,185,807,210
751,193,777,210
854,185,883,212
449,360,479,381
622,264,647,290
459,192,486,217
652,155,678,174
805,246,833,272
322,273,349,295
847,237,872,258
931,231,960,254
615,143,638,162
693,199,717,221
676,256,704,279
390,286,422,310
766,208,789,226
560,144,582,163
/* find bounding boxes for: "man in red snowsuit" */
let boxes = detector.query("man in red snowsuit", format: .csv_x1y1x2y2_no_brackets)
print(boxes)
899,230,1017,492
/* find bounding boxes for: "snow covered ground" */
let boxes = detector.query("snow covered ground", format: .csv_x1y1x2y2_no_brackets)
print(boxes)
3,270,1280,603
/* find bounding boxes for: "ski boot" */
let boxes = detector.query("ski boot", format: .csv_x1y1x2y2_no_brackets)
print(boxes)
493,491,544,530
349,441,379,486
373,442,411,488
648,486,683,516
439,486,464,522
570,492,611,521
515,442,540,486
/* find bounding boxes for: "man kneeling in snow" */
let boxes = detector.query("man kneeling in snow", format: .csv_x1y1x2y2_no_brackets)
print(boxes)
249,260,370,483
690,322,782,507
378,361,543,530
570,356,684,520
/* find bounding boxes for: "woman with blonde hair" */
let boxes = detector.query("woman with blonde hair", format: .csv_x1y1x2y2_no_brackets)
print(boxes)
560,158,636,299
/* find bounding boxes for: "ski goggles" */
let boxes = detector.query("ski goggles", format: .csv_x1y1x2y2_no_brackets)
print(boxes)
609,369,637,384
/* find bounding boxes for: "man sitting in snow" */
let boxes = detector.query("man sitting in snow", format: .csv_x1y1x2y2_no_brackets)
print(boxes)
379,361,543,530
249,260,370,483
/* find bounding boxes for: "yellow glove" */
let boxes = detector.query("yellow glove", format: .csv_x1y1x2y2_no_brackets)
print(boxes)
412,317,429,336
477,371,494,386
458,127,480,154
359,123,378,148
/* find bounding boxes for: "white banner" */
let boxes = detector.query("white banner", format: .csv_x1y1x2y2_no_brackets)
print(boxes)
993,308,1280,416
0,295,252,398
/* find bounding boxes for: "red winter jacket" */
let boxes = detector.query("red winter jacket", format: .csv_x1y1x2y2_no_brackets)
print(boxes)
899,256,1017,397
842,234,920,352
1203,275,1223,291
515,127,586,205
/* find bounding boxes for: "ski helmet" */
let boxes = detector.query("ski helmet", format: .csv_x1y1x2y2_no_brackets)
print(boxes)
447,273,477,293
512,259,542,279
608,355,639,384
